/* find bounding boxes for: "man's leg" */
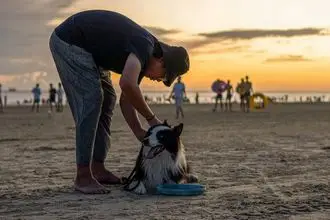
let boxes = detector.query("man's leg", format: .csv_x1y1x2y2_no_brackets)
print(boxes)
92,75,121,184
176,98,184,118
36,101,40,113
213,96,219,112
246,94,251,112
49,31,108,194
0,98,3,112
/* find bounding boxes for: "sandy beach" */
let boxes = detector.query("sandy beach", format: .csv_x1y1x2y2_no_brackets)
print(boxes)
0,103,330,220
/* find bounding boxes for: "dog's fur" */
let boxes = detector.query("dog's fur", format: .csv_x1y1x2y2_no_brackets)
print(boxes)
124,121,197,194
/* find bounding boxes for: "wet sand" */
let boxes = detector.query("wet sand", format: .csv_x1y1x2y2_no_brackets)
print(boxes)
0,103,330,219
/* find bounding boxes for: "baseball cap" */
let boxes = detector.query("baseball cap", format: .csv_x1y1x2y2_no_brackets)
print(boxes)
159,42,190,87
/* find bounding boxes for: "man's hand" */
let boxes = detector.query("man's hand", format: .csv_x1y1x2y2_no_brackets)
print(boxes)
147,115,162,127
135,128,147,142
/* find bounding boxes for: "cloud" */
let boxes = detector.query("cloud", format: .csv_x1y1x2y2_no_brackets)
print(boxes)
198,28,326,40
264,55,313,63
178,28,329,51
143,26,181,36
190,45,250,55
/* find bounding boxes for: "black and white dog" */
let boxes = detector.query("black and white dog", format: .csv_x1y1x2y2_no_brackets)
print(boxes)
124,121,197,194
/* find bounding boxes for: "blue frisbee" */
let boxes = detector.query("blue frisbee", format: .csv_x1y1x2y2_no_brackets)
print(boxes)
156,183,205,196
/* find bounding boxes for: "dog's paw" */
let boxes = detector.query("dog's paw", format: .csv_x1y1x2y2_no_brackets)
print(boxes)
186,174,199,183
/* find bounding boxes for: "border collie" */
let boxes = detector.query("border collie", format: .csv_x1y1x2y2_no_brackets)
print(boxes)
123,121,197,194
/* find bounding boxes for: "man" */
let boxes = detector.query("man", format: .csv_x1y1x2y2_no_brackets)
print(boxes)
212,79,224,112
0,83,3,113
168,76,186,119
48,83,57,112
243,75,253,112
225,80,233,111
31,83,42,113
49,10,189,194
56,82,64,112
236,78,245,112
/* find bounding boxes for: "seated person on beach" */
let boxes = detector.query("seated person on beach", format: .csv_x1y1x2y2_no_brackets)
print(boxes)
225,80,233,111
49,10,190,194
31,84,41,112
48,83,57,112
168,76,186,119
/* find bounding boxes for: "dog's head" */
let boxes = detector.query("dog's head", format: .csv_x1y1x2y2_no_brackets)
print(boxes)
142,120,184,159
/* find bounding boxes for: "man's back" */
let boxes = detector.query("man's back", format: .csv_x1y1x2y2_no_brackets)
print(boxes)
55,10,156,74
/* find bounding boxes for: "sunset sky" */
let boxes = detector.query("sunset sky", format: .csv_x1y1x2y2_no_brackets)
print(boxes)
1,0,329,92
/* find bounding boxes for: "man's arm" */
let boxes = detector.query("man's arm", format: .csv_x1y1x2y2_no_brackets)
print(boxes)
119,53,162,127
119,93,146,141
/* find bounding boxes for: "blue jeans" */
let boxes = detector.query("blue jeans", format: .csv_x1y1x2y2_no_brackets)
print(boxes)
49,31,117,166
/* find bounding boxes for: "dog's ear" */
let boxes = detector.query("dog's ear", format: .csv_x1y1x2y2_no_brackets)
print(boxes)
163,120,170,127
173,123,183,137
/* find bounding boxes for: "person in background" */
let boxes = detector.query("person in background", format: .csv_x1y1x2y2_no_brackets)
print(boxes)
31,84,42,112
0,83,3,113
48,83,57,112
56,82,64,112
169,76,186,119
236,78,245,112
225,80,233,111
195,92,199,104
212,79,224,112
243,75,253,112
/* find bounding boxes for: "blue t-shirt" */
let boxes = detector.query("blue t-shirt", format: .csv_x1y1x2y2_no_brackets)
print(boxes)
32,87,41,100
55,10,156,82
173,82,185,99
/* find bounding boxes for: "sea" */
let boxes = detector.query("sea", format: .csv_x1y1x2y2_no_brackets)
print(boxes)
1,90,330,105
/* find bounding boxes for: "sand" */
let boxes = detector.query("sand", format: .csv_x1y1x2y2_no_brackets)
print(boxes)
0,103,330,220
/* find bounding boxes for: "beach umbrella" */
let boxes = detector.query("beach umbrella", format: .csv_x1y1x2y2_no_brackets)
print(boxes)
211,80,227,93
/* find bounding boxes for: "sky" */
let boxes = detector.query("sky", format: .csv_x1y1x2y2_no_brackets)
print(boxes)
0,0,329,92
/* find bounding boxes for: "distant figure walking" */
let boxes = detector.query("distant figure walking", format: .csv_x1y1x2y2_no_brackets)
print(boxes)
195,92,199,104
243,75,253,112
56,82,64,112
0,83,3,113
31,84,42,112
48,83,57,112
225,80,233,111
169,76,186,119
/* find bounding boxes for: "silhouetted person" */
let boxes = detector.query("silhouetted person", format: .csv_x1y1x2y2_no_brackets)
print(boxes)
243,75,253,112
213,79,224,112
56,82,64,112
169,76,186,119
236,78,245,112
195,92,199,104
31,84,42,112
225,80,233,111
49,83,57,112
0,83,3,113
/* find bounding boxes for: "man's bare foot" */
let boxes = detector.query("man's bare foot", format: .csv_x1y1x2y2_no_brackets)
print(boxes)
92,162,122,185
74,177,110,194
